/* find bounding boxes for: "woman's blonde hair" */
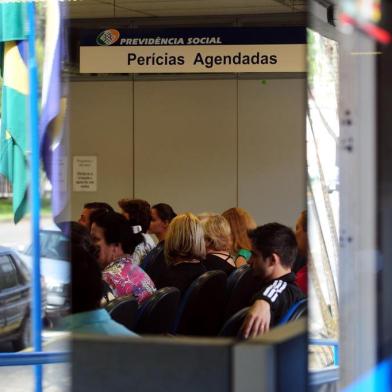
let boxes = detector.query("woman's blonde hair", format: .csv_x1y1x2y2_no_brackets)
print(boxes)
197,212,216,223
202,214,232,252
222,207,257,253
164,213,206,265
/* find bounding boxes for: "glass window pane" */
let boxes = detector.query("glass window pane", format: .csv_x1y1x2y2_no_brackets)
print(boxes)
0,255,19,290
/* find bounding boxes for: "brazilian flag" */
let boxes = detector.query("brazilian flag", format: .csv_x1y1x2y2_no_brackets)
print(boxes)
0,2,29,223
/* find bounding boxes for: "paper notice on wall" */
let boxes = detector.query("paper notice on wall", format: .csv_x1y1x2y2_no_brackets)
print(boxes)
73,156,97,192
58,156,68,192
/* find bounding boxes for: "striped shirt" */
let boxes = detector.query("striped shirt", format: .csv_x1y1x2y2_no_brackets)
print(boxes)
253,272,305,326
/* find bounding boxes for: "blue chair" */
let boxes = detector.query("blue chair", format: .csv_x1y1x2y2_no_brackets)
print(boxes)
172,270,227,336
140,243,164,272
219,298,308,338
106,295,138,331
224,265,262,321
218,307,249,338
133,287,181,335
278,298,307,325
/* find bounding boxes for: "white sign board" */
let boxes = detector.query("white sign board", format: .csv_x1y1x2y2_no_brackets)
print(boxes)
73,156,97,192
80,27,307,74
80,44,306,74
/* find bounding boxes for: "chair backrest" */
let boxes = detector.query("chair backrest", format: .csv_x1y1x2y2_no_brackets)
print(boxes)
134,287,181,335
172,270,227,336
141,247,168,289
102,281,115,303
105,295,138,331
224,265,262,321
140,244,163,272
218,307,249,338
278,298,307,325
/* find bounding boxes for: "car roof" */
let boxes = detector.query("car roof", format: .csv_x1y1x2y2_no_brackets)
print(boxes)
0,245,20,260
40,229,61,234
0,246,18,255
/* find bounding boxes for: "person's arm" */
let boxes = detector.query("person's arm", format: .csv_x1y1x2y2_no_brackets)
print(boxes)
235,249,252,267
234,255,248,267
240,299,271,339
241,279,288,338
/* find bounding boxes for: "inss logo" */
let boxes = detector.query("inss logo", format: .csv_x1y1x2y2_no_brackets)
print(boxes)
96,29,120,46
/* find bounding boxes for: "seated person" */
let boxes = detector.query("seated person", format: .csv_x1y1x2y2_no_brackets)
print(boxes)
201,214,235,275
141,203,177,285
90,211,156,304
78,201,114,229
222,207,257,267
59,232,137,336
241,223,306,338
158,213,207,295
118,198,156,265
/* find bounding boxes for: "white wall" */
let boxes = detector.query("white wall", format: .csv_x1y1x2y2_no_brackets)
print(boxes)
69,77,305,227
69,81,134,218
238,78,306,225
134,79,237,214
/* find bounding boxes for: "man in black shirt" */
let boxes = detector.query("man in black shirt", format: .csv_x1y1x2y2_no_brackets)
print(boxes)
241,223,305,338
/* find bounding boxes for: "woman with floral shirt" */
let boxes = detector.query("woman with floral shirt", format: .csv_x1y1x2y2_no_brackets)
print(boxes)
90,211,156,303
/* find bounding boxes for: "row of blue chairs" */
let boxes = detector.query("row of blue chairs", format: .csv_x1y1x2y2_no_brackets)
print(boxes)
106,265,259,336
106,266,307,337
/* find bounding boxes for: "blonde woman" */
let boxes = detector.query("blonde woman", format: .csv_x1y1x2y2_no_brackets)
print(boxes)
159,213,207,295
202,214,235,276
222,207,257,267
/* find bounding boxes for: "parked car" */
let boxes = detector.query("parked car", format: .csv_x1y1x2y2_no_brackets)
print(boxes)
0,246,42,351
18,229,70,321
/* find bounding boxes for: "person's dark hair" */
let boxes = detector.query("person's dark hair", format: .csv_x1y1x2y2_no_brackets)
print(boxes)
152,203,177,223
58,221,99,259
83,202,114,213
118,198,151,233
248,223,298,269
91,211,143,254
89,208,115,228
71,243,103,313
58,222,102,313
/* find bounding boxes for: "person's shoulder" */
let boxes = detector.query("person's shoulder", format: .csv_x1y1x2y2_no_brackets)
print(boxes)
203,256,233,274
260,278,288,294
142,233,156,248
128,261,153,278
106,319,139,337
262,272,296,287
258,274,295,302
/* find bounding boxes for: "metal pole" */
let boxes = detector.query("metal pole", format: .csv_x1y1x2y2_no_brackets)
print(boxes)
27,2,42,392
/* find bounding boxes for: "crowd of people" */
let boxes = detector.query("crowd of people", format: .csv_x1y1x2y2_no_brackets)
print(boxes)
58,198,308,338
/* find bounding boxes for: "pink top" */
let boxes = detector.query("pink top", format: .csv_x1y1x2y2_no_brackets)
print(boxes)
103,255,155,303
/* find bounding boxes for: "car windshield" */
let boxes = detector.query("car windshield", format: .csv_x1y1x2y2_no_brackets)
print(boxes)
25,231,70,261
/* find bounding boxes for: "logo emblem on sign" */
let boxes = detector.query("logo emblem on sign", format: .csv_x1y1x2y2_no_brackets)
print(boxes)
96,29,120,46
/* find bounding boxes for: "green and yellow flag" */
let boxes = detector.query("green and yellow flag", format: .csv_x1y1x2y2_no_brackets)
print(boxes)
0,2,29,223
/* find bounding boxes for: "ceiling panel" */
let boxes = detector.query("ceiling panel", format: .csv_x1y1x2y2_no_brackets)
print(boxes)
69,6,148,19
68,0,148,18
115,0,283,5
68,0,305,19
128,7,294,17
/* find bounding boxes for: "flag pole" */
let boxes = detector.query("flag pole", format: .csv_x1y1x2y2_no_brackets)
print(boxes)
27,2,43,392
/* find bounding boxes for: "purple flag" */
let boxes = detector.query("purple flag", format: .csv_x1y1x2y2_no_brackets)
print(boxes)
40,0,68,220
